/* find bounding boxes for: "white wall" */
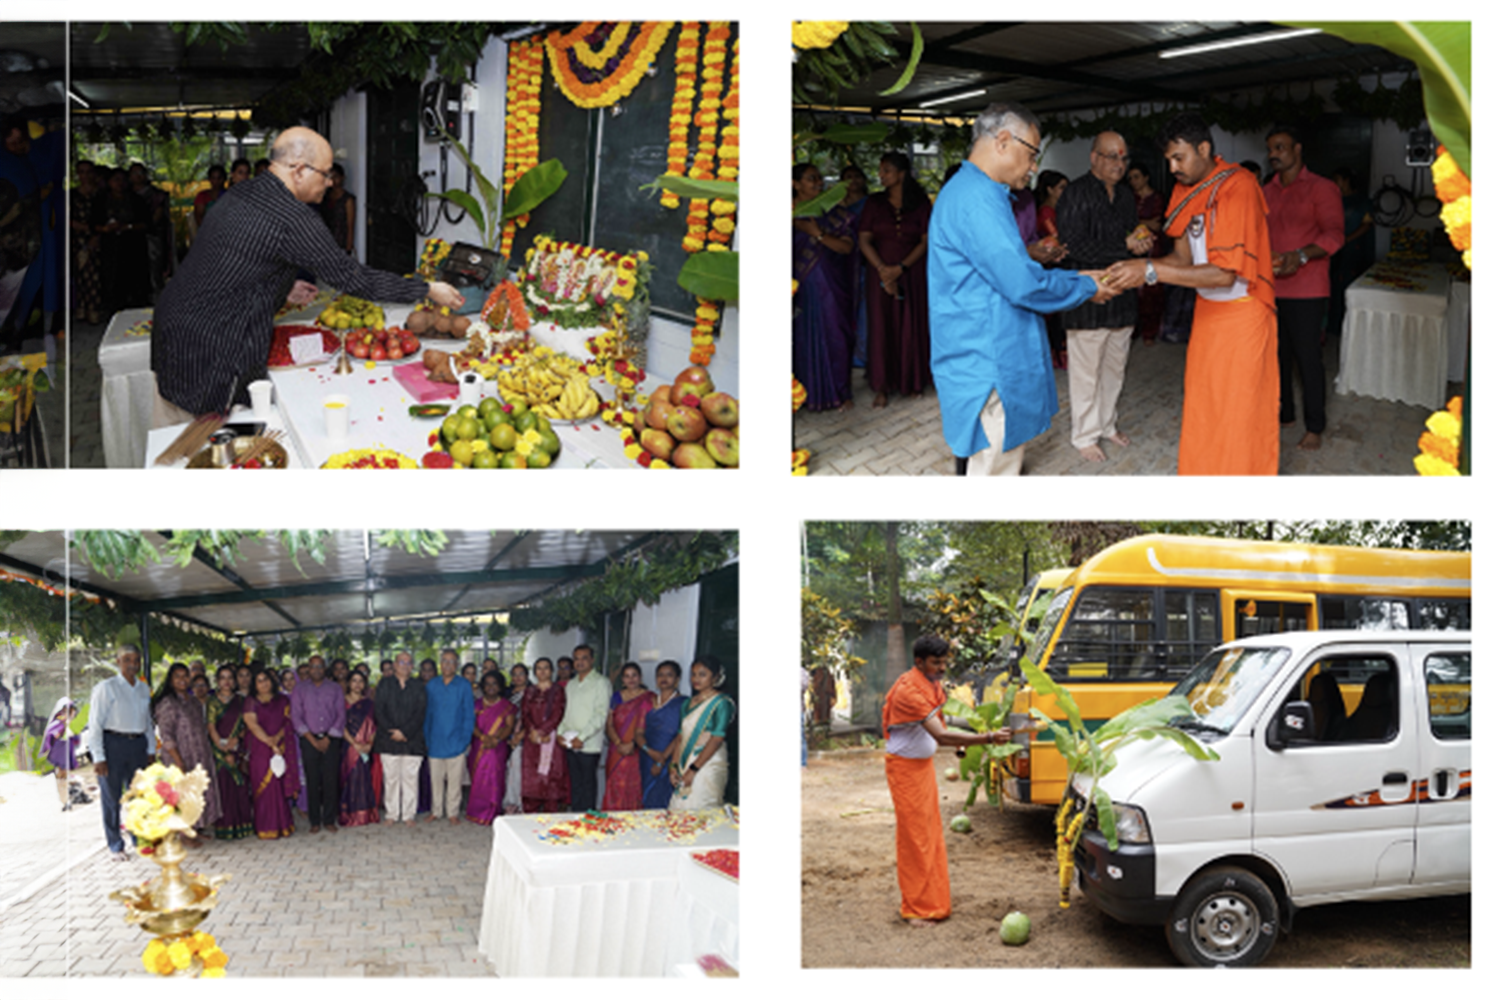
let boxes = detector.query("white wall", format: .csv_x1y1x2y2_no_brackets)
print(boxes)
626,582,702,696
326,91,368,261
1034,72,1440,260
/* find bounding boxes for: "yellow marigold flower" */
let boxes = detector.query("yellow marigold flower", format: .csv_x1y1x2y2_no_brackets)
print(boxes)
709,199,736,214
792,21,849,50
201,947,229,970
1414,453,1459,476
1432,148,1470,203
202,968,227,979
649,458,671,469
1440,196,1471,249
168,940,194,970
143,941,168,974
712,218,737,235
1426,409,1461,441
1419,430,1459,466
1447,396,1463,420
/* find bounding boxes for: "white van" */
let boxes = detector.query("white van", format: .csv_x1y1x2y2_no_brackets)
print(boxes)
1073,630,1470,967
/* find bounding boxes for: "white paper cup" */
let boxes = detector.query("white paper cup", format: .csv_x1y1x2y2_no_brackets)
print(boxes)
458,371,482,409
248,379,274,420
323,395,350,440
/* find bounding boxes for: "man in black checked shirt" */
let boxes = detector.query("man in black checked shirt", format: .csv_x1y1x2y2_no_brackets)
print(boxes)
150,126,464,425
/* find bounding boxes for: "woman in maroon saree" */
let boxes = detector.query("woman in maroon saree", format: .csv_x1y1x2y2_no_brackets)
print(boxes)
242,667,300,839
602,663,653,811
340,672,383,827
206,666,253,840
858,152,933,407
467,670,517,824
520,658,570,812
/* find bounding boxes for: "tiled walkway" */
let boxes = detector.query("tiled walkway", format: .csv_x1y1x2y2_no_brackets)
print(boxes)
794,338,1448,476
67,320,107,468
0,771,495,978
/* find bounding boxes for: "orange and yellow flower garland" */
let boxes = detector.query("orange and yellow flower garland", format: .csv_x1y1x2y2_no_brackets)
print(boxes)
682,23,728,256
1432,145,1471,271
142,931,229,978
793,375,810,475
1414,396,1463,476
662,23,701,208
501,38,545,260
545,22,674,110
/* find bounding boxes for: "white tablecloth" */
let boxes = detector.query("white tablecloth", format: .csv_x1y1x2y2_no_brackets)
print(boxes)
140,311,643,469
1336,261,1452,409
477,810,738,977
1446,279,1470,384
666,850,740,973
98,307,156,468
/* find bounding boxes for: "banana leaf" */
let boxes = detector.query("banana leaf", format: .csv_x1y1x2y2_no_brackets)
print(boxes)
817,123,890,145
676,251,739,303
503,159,568,220
643,174,739,202
792,181,849,218
1284,21,1470,174
1093,785,1118,851
878,23,924,96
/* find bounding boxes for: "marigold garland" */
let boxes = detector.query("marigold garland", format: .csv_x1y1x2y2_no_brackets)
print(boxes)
1413,395,1463,475
545,22,674,110
574,22,634,70
682,23,729,256
481,281,531,333
662,23,701,208
501,38,545,259
792,22,849,50
142,931,229,978
1433,147,1471,271
708,37,740,248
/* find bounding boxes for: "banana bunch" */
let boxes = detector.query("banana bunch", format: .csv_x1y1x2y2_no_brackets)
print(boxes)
535,373,601,422
318,294,385,330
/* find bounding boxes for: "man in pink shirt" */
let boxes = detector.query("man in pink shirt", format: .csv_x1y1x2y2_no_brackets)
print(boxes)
1263,126,1344,451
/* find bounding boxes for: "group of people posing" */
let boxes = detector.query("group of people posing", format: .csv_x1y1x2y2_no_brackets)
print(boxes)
797,103,1363,476
60,641,735,860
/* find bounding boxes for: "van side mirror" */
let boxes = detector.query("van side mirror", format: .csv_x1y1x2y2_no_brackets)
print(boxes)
1267,701,1315,751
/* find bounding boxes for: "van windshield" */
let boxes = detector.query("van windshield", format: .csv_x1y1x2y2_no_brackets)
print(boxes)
1027,586,1073,665
1169,645,1292,734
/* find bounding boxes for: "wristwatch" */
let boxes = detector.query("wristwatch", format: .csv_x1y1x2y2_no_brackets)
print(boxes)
1144,261,1159,286
1297,249,1310,267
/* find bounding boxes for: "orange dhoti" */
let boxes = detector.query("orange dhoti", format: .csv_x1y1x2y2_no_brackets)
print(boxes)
1178,295,1280,475
885,753,950,921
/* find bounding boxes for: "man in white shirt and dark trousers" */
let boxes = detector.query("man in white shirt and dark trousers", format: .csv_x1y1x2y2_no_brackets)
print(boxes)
560,644,610,811
84,644,156,860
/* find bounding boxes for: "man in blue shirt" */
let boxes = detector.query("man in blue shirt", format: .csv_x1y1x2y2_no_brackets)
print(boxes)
84,644,156,859
928,102,1117,474
425,648,475,824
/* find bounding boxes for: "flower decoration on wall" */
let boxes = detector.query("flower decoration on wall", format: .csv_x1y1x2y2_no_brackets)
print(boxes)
662,23,701,208
501,38,545,260
546,22,674,109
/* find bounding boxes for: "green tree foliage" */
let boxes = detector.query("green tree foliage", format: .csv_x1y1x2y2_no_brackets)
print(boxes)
802,521,946,620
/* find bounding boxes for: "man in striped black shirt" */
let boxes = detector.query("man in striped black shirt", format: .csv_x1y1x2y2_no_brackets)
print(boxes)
150,127,463,424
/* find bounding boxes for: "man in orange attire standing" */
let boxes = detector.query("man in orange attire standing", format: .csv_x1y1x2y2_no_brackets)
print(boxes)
882,635,1010,926
1105,113,1279,474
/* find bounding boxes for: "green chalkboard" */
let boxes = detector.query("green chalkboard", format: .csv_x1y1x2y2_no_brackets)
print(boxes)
518,69,595,254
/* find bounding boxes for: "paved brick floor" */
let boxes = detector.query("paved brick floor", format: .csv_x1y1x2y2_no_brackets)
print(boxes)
793,337,1450,476
0,782,496,978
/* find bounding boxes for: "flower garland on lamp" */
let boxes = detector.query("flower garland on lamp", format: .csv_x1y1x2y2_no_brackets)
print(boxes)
501,38,545,260
545,22,674,109
661,23,701,208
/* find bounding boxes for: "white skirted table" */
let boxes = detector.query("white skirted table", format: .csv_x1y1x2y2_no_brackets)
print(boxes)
1336,261,1461,410
97,308,156,468
477,809,739,977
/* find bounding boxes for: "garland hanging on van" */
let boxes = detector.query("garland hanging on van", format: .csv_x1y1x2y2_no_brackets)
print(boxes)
545,22,674,109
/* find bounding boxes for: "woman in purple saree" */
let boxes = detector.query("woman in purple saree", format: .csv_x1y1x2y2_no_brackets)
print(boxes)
242,667,300,839
638,660,684,810
466,670,517,824
340,672,383,827
793,163,859,411
206,666,253,840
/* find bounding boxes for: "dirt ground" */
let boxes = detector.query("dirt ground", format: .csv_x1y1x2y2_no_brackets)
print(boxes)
802,750,1470,968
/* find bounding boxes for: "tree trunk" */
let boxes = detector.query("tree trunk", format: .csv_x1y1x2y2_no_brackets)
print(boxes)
884,523,906,687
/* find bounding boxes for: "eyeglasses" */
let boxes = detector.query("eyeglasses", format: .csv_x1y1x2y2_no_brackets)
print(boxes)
298,162,335,183
1011,133,1042,164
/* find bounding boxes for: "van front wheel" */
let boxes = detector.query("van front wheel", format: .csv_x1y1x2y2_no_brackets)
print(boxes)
1166,867,1279,967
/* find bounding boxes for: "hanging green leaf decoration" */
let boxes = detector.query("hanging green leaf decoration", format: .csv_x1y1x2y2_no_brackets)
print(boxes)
878,24,924,97
503,159,569,220
676,252,739,303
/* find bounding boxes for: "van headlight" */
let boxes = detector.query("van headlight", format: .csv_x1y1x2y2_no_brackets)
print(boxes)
1111,803,1151,845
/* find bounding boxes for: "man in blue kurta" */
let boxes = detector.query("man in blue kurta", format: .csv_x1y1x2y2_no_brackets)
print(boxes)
929,102,1114,474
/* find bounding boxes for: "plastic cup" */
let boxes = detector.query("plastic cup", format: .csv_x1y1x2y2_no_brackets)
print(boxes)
323,395,350,440
248,379,274,420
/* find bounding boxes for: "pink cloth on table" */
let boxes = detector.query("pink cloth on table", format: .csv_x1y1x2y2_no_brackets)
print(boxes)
392,360,460,402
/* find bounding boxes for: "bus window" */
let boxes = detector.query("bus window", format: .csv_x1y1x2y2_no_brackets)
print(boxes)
1234,598,1311,637
1319,596,1411,630
1048,587,1154,680
1424,652,1470,740
1163,590,1220,675
1419,599,1470,631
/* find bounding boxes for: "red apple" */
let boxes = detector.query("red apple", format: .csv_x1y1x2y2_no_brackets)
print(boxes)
649,384,674,409
671,442,719,469
640,428,676,461
671,365,714,404
665,404,708,444
645,399,675,432
700,392,739,429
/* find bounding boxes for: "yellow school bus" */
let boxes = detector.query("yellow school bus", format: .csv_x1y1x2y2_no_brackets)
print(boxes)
1003,534,1470,805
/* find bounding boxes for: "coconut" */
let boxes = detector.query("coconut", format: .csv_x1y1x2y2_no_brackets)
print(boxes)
407,310,433,334
449,316,471,338
999,911,1031,946
944,768,960,782
949,814,972,834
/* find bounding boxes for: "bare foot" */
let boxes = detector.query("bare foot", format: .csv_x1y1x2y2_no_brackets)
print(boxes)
404,819,416,826
449,816,461,826
906,918,940,928
1077,443,1106,462
1106,432,1130,448
425,814,438,823
872,392,888,409
1298,432,1322,451
838,398,855,412
383,818,396,826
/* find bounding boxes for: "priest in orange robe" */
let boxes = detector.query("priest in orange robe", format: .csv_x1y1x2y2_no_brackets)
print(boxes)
882,635,1011,925
1105,112,1279,475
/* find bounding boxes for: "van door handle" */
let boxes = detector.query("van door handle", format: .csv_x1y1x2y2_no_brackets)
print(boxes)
1383,771,1408,785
